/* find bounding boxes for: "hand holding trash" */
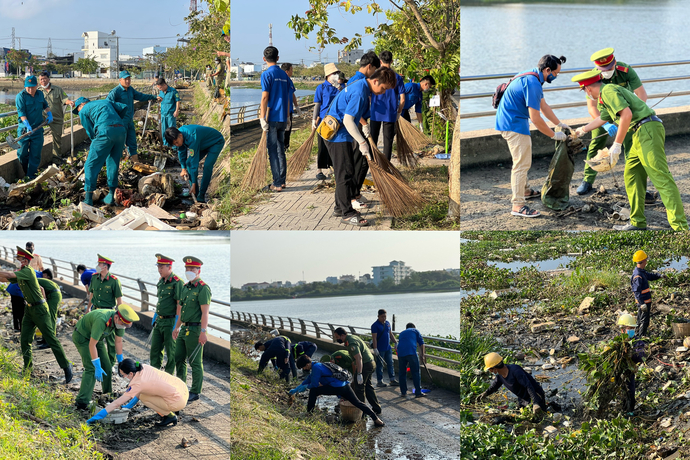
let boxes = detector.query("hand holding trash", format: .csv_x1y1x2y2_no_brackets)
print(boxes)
86,409,108,425
557,122,570,131
575,127,588,138
180,169,190,181
608,142,622,164
603,122,618,137
553,131,567,142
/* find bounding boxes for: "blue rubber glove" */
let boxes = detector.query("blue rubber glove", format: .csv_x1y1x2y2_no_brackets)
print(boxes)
116,354,124,364
603,122,618,137
86,408,108,425
92,358,107,382
46,112,53,123
174,315,178,328
122,396,139,409
152,313,158,326
22,120,32,133
289,384,308,395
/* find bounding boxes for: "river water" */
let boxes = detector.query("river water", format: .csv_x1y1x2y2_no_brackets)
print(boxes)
0,232,230,340
461,0,690,131
233,291,460,338
229,87,315,108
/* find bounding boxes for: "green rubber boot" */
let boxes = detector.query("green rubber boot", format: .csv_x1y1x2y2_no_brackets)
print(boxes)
83,190,94,206
103,188,116,205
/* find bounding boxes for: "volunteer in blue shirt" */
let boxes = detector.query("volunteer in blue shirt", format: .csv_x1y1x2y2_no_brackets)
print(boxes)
71,97,129,205
290,354,385,427
478,352,547,413
107,70,158,163
7,281,25,331
371,51,406,161
77,265,97,288
325,67,397,226
280,63,302,151
371,309,398,387
397,323,426,398
156,78,181,147
259,46,290,192
495,54,570,219
165,125,225,203
15,75,52,180
401,75,435,128
313,63,341,180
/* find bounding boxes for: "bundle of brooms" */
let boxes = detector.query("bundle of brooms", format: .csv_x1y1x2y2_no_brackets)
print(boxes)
241,131,269,190
367,137,425,217
394,122,418,168
286,128,317,181
397,117,432,151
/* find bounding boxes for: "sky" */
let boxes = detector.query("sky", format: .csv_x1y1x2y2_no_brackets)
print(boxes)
231,0,385,65
231,231,460,287
0,0,191,56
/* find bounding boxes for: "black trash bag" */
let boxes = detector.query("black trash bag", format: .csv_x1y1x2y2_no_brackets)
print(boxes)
541,127,583,211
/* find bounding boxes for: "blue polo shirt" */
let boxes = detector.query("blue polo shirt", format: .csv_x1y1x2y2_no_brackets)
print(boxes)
16,90,48,132
403,82,424,113
495,68,544,136
348,71,366,85
107,84,157,123
78,100,129,140
7,283,23,297
314,80,339,119
260,65,290,123
397,327,424,357
371,320,392,352
159,87,180,117
371,73,405,123
287,77,296,114
176,125,225,176
80,268,97,287
326,78,371,143
301,362,347,389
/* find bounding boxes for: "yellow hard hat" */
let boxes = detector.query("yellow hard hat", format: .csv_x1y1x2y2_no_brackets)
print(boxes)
633,250,648,263
484,352,503,371
617,313,637,328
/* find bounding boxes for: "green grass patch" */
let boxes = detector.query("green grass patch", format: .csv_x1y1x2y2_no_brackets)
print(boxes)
392,165,458,230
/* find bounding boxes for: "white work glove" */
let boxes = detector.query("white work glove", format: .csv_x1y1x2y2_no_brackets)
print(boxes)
575,127,588,138
312,119,318,130
557,122,570,131
356,373,364,385
260,118,269,132
609,142,622,164
362,124,371,138
373,349,380,357
295,105,303,116
553,131,567,142
359,141,372,161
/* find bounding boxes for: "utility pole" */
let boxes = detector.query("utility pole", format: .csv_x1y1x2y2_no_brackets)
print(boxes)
47,38,52,58
11,27,15,49
269,24,273,46
189,0,197,11
17,38,21,50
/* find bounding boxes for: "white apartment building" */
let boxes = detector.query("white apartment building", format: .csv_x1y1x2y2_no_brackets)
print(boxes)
80,31,118,78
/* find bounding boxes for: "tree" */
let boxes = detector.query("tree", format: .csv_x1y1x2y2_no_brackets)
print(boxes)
6,49,31,76
73,57,100,76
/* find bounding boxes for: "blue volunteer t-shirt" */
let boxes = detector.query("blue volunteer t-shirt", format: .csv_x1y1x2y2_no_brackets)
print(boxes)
326,78,371,143
314,80,339,120
495,68,544,136
261,65,290,123
348,71,366,85
371,320,393,352
371,73,405,123
403,82,423,113
302,362,347,388
397,327,424,357
288,77,296,114
80,268,97,287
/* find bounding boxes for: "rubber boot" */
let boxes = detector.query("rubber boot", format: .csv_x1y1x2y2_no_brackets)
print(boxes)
103,188,116,205
83,190,94,206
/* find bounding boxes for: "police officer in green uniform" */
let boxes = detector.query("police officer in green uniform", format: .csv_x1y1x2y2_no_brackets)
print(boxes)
151,254,183,374
71,304,139,409
37,269,61,331
0,247,72,384
333,327,382,415
173,256,211,403
87,255,123,366
572,70,688,232
577,48,653,204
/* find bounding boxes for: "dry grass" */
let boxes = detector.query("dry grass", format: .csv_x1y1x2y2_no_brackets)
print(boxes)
286,128,317,181
397,117,432,151
240,131,269,190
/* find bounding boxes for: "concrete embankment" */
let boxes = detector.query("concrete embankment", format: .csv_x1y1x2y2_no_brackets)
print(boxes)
460,105,690,169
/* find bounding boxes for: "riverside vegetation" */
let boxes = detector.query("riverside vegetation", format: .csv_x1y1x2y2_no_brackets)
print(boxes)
461,231,690,459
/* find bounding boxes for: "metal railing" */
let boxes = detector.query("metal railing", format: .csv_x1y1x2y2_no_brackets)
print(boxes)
0,245,231,337
461,59,690,119
228,96,314,126
231,310,461,366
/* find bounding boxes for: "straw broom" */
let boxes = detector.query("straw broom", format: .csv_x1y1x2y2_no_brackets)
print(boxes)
367,137,407,183
286,128,317,181
367,137,425,217
397,117,432,151
241,131,269,190
394,121,418,168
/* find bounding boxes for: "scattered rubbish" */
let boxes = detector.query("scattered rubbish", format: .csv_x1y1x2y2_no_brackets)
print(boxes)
104,408,130,425
180,437,199,448
585,147,619,172
434,153,450,159
92,207,177,231
9,210,55,230
78,202,106,224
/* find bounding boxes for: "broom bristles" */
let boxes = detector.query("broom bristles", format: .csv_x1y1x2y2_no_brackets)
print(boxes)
286,128,317,181
368,138,407,183
398,116,432,151
369,159,426,217
241,131,269,190
394,121,418,168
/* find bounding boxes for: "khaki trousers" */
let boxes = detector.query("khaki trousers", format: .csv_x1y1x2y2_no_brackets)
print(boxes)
501,131,533,207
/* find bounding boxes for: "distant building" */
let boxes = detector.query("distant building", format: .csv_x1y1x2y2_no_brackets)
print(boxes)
270,281,283,289
359,274,373,284
445,268,460,276
326,276,338,285
372,260,411,285
338,49,363,64
338,275,356,284
296,280,306,286
80,31,119,78
143,45,166,60
241,282,271,291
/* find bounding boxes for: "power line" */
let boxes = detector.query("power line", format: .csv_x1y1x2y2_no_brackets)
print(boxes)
16,35,182,41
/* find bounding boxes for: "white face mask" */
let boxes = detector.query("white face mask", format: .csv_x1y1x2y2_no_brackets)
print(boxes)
115,322,126,330
185,271,197,281
328,74,339,85
40,84,49,89
600,70,615,79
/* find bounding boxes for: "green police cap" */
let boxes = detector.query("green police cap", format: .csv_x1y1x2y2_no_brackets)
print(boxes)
320,354,332,363
571,70,602,88
155,254,175,265
117,303,140,323
97,254,114,265
183,256,203,268
591,48,616,69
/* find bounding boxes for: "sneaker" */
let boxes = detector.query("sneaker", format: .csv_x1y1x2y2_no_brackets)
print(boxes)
376,381,389,388
36,342,50,350
187,392,200,403
645,191,656,204
75,401,88,410
389,379,399,386
415,392,427,398
316,172,327,180
576,180,593,195
613,224,646,231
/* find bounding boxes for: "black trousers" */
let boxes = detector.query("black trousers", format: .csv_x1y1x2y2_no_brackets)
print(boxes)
370,120,396,161
326,140,357,218
624,371,636,412
316,134,332,169
352,360,381,414
284,113,293,150
353,124,368,197
307,383,379,420
10,295,25,331
402,110,411,123
637,303,651,337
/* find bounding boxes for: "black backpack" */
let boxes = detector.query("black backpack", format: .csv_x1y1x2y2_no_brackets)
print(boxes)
322,362,353,383
491,72,540,109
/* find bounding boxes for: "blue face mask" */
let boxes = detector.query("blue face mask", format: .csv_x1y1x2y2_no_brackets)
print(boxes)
546,72,557,83
627,330,635,338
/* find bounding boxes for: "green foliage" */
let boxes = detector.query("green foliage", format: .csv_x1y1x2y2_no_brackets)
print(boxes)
73,57,100,75
0,104,18,143
459,326,501,404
